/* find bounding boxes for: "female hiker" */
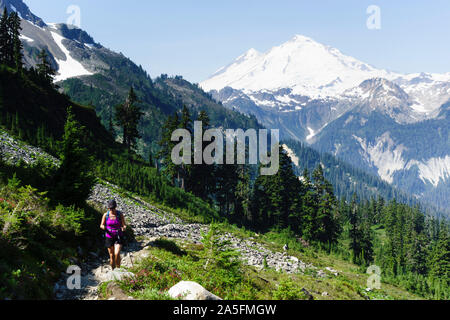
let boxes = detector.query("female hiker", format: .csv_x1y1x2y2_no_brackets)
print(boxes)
100,199,127,270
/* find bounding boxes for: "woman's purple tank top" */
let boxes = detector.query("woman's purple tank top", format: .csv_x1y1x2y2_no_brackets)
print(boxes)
105,211,123,239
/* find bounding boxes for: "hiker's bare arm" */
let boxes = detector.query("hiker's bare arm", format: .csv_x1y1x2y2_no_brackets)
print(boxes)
121,213,127,231
100,213,107,230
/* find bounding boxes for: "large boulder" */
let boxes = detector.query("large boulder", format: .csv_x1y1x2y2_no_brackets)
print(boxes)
168,281,222,300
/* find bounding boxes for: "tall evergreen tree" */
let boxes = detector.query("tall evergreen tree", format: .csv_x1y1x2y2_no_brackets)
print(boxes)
36,49,55,83
51,107,96,207
0,8,10,65
158,112,181,185
428,224,450,282
250,146,302,232
114,87,144,151
9,11,22,70
188,110,215,200
177,105,192,190
312,165,339,243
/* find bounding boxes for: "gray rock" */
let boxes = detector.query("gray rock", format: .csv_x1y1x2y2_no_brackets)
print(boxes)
168,281,222,300
105,268,135,282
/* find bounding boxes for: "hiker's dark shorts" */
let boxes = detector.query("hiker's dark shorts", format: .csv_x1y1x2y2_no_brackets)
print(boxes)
105,235,124,248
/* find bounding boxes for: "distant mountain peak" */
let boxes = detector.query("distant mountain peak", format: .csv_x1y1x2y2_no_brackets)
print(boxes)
290,34,315,43
201,34,394,98
0,0,46,27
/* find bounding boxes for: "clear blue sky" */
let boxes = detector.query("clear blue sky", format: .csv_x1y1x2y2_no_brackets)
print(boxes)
26,0,450,83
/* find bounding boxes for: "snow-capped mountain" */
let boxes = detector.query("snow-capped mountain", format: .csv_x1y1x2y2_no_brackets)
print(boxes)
202,34,450,117
0,0,45,27
203,35,450,212
1,0,130,83
202,35,396,99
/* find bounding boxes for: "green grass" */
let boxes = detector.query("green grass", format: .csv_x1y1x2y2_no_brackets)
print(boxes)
112,232,424,301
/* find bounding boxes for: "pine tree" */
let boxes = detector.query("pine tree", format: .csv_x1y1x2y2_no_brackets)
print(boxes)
36,49,55,83
114,87,144,151
178,105,192,190
312,165,339,244
0,8,10,65
158,112,181,185
9,12,23,71
301,168,317,240
349,194,361,264
51,107,96,207
250,146,302,232
188,110,215,200
428,224,450,283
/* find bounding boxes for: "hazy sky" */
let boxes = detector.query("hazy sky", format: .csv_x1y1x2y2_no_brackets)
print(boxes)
26,0,450,83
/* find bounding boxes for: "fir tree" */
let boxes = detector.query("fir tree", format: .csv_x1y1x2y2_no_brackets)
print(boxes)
51,107,96,207
0,8,12,66
36,49,55,83
158,112,181,185
9,11,23,70
188,110,215,200
428,225,450,282
114,87,143,151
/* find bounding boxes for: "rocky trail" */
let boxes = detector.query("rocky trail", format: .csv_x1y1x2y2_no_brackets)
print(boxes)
54,182,335,300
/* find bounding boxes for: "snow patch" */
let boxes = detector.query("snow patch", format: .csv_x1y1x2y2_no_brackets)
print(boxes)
282,144,299,166
19,34,34,42
306,127,316,141
50,31,93,82
47,23,58,30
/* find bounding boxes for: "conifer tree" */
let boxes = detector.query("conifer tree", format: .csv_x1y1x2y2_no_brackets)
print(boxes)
51,107,96,207
349,194,361,264
114,87,143,151
428,225,450,282
36,49,55,83
312,165,339,243
178,105,192,190
158,112,181,185
9,12,23,70
188,110,215,200
0,8,10,65
301,168,318,240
